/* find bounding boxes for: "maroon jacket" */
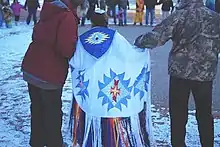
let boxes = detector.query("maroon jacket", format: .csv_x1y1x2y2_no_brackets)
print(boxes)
22,0,78,85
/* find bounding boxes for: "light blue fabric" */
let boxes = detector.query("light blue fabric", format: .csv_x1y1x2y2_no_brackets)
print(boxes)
70,27,151,117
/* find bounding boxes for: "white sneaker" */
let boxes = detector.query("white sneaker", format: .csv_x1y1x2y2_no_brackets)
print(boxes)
151,23,157,27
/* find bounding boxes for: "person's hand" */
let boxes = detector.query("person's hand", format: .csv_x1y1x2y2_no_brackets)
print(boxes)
134,35,145,49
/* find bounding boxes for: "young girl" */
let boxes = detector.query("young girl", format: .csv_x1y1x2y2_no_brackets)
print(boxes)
11,0,24,25
69,9,154,147
134,0,144,25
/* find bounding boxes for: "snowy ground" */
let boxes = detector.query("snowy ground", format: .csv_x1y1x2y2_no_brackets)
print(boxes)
0,23,220,147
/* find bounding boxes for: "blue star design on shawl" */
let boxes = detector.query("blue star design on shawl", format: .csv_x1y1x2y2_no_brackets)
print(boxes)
75,70,89,101
98,69,132,111
133,66,150,100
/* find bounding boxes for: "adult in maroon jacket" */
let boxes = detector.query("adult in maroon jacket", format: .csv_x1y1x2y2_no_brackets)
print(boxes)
21,0,88,146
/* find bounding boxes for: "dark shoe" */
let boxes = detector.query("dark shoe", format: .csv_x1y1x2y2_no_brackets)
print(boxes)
133,23,136,25
140,23,143,26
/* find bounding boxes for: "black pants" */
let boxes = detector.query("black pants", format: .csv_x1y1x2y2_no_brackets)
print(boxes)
169,76,214,147
28,83,63,147
26,8,37,25
118,18,123,26
81,17,86,26
15,15,20,22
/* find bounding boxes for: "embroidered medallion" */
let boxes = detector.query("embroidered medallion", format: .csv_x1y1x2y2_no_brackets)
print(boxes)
98,69,132,111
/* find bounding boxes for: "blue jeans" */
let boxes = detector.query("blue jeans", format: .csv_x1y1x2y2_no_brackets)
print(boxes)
111,5,117,24
0,10,3,27
146,8,155,25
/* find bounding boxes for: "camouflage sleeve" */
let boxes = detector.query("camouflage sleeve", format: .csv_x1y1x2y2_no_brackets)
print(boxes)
134,11,182,49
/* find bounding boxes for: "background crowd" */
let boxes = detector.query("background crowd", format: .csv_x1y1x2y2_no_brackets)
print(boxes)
1,0,220,28
81,0,220,26
0,0,40,28
81,0,175,26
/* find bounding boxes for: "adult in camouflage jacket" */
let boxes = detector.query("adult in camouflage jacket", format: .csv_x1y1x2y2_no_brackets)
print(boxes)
134,0,220,146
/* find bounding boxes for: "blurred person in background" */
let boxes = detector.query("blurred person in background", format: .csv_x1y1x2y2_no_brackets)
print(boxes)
134,0,144,25
0,0,10,6
118,7,124,26
157,0,174,19
119,0,129,25
100,0,106,10
81,0,98,26
24,0,40,25
0,0,10,27
11,0,25,25
2,5,13,28
144,0,157,26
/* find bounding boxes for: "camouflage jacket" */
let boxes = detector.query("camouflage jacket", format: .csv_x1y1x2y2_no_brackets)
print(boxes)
135,0,220,81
